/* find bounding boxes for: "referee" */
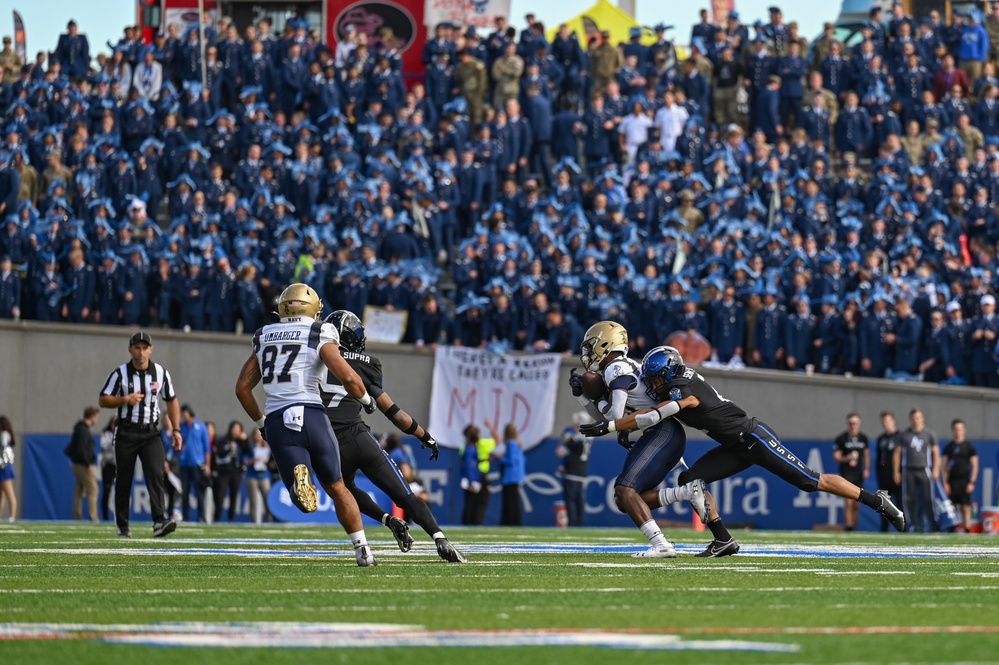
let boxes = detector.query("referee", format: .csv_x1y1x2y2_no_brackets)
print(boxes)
98,331,183,538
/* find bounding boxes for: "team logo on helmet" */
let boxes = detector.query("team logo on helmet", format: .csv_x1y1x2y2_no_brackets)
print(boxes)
641,346,686,401
580,321,629,370
278,283,323,320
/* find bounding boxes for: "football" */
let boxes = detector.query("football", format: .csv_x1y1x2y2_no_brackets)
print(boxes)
580,371,608,401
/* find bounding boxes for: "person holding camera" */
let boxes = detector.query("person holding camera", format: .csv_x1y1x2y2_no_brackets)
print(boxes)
212,420,247,523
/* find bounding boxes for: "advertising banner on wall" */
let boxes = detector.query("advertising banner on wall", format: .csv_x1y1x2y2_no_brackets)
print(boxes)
22,435,999,532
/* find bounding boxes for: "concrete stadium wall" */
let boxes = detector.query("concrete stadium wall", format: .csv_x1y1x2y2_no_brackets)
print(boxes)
3,320,999,514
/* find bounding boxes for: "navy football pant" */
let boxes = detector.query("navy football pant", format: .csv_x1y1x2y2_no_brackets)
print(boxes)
265,405,343,490
616,418,687,493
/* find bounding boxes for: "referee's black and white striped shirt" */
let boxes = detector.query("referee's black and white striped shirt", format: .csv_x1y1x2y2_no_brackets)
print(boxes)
100,362,177,426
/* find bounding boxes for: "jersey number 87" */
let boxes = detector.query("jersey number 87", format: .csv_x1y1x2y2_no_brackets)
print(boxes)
260,344,300,384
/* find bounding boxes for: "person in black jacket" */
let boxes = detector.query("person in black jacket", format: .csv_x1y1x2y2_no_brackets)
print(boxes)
212,421,247,523
65,406,101,521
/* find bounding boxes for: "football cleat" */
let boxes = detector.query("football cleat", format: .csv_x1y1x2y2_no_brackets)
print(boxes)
355,545,378,567
686,478,710,524
694,538,741,558
292,464,318,513
435,538,468,563
152,520,176,538
875,489,905,532
632,542,677,559
388,516,414,553
117,528,131,538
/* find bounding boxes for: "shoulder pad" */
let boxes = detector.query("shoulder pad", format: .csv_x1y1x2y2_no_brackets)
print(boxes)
602,357,639,383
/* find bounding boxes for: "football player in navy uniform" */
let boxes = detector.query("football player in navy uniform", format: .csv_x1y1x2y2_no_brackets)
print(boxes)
571,322,737,558
582,346,906,534
234,284,379,566
320,310,467,563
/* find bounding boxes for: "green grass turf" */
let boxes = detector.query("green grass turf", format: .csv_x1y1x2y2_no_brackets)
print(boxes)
2,522,998,664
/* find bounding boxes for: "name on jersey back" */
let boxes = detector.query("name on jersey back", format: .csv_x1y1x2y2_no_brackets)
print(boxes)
263,330,303,342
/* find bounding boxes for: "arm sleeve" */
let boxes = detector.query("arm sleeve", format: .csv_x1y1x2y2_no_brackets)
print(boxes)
634,401,682,430
603,389,629,421
583,401,605,423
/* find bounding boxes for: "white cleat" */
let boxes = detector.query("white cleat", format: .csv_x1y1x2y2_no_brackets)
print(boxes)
632,542,677,559
686,478,710,524
355,545,378,567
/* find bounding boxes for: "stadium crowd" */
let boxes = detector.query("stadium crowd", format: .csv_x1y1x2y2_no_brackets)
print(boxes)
2,6,999,385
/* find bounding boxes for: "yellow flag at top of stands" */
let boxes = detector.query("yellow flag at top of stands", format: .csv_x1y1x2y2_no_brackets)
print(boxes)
546,0,659,48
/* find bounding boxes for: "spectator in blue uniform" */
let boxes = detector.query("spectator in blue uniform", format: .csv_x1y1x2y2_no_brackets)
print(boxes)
886,297,923,381
0,7,997,394
970,294,999,387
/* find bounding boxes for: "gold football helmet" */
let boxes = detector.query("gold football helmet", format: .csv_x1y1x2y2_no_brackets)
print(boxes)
278,283,323,320
580,321,629,370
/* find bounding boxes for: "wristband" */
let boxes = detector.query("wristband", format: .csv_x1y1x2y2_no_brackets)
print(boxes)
254,417,265,429
172,429,182,435
607,421,617,433
358,393,373,407
404,419,420,435
419,430,432,443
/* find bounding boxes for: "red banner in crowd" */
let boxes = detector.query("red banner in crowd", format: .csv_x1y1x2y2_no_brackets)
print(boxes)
13,10,27,62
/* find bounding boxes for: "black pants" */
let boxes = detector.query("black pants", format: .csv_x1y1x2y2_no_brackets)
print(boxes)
336,423,443,539
681,421,821,493
179,465,206,522
114,427,168,530
212,466,243,522
463,488,489,525
564,479,585,527
500,483,522,526
101,464,116,521
903,469,937,533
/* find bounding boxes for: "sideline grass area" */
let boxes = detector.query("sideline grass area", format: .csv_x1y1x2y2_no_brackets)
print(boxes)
2,522,998,664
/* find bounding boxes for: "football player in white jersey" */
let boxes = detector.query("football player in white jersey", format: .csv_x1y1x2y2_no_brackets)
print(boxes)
571,321,693,558
577,338,744,557
235,283,380,566
573,322,740,557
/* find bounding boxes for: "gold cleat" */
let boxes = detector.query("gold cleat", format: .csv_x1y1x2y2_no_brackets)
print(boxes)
292,464,318,513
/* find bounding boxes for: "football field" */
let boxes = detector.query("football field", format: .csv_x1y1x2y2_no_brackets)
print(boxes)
2,522,998,664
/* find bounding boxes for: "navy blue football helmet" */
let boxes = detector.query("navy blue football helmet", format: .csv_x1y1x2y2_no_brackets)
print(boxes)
325,310,366,352
641,346,685,401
